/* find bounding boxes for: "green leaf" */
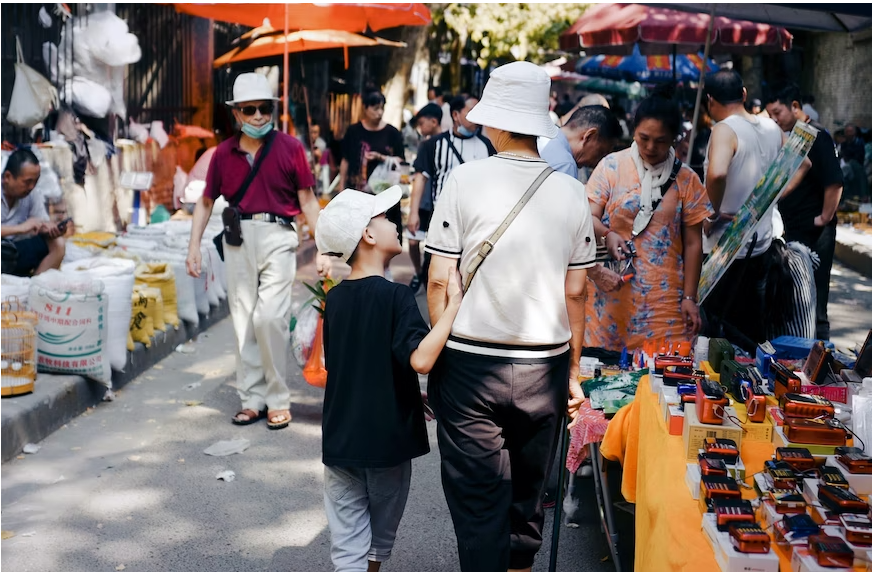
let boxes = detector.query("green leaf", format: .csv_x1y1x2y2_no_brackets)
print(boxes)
303,282,325,300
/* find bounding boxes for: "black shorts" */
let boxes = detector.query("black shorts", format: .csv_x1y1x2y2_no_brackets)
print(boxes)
8,235,49,277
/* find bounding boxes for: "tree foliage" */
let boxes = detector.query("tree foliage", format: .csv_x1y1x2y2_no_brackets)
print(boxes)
436,3,591,68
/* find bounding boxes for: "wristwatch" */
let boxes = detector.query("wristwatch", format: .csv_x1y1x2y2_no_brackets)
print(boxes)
683,295,698,304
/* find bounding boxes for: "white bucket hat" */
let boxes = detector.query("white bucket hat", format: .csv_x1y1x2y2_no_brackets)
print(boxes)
466,61,558,139
225,73,280,106
316,186,403,262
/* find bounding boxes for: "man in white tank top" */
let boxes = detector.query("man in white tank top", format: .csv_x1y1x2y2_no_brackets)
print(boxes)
701,70,784,352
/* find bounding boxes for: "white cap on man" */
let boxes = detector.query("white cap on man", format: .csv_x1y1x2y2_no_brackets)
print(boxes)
225,73,280,106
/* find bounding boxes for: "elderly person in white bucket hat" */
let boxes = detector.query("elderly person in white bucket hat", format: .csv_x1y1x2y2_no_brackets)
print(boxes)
186,72,331,430
423,61,597,571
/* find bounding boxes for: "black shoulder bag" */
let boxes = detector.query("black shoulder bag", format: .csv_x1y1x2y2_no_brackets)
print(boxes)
213,131,276,260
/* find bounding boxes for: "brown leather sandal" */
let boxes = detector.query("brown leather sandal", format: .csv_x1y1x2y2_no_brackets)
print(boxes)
266,409,292,430
232,408,266,426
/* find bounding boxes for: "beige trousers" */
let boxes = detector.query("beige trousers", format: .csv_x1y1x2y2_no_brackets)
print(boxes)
224,220,299,412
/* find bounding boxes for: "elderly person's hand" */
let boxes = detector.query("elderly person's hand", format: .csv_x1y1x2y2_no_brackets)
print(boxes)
604,230,628,262
589,264,624,293
681,298,701,336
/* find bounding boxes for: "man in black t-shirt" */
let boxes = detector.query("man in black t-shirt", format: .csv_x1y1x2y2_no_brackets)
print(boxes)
766,85,844,340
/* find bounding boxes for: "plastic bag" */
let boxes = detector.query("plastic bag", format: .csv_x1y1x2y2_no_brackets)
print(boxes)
7,37,59,128
367,158,400,193
291,301,320,367
302,317,327,388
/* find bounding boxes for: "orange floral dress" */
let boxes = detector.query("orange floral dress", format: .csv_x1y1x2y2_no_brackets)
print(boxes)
584,148,712,351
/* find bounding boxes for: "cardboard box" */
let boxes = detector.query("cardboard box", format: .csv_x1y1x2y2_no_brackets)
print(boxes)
702,513,780,572
666,405,685,436
686,463,700,500
771,425,848,456
827,455,872,496
683,402,744,461
734,401,774,443
801,381,849,404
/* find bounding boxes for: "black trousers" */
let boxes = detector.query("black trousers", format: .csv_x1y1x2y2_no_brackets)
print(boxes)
786,223,835,340
703,251,768,355
428,348,569,571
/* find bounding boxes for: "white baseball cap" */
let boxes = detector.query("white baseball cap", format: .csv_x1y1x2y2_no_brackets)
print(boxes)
466,61,558,139
316,186,403,262
225,73,280,106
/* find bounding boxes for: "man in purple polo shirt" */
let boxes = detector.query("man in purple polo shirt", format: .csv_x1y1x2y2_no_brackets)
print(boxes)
186,73,331,430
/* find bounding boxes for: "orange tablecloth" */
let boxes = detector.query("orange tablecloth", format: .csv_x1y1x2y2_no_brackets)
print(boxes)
600,376,793,572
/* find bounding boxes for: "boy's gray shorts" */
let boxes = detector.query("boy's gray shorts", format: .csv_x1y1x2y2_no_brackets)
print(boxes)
323,461,412,572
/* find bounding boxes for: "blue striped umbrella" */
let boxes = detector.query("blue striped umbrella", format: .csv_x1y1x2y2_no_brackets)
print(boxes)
577,43,718,83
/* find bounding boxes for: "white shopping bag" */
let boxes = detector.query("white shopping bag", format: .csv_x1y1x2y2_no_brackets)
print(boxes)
6,37,59,128
367,157,401,193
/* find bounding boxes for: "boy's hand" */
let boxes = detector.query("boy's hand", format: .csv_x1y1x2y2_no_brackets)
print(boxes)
446,266,463,306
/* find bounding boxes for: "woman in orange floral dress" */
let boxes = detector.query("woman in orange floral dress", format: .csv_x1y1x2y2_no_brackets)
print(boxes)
584,95,712,351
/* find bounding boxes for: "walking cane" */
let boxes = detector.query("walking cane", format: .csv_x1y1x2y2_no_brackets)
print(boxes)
548,415,571,572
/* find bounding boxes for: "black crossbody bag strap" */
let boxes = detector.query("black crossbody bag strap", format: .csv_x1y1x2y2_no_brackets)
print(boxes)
229,130,277,207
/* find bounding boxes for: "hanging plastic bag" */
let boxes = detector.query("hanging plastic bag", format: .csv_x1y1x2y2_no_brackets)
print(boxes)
7,37,59,128
367,157,401,193
291,300,320,367
302,317,327,388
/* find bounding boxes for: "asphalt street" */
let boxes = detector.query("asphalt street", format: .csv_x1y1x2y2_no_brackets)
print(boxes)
1,248,869,572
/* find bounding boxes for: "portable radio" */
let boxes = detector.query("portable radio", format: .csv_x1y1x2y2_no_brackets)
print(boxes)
818,485,870,515
668,369,706,386
698,454,728,477
840,514,872,547
742,382,767,423
783,418,847,446
701,475,741,500
729,522,771,554
808,534,855,568
765,461,798,490
714,499,756,531
803,341,834,385
709,338,735,375
775,447,816,472
836,447,873,475
703,437,739,464
654,355,692,377
696,379,728,425
780,393,835,419
767,492,807,514
772,361,802,399
720,359,746,399
820,466,850,490
782,513,820,539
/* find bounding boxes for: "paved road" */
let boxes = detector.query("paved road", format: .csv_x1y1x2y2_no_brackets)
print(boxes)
1,251,868,572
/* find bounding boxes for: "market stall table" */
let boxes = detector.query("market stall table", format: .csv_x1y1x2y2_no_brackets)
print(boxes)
600,375,797,572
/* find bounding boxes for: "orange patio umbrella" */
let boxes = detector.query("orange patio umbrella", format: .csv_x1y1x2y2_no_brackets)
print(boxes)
174,3,431,32
213,24,406,68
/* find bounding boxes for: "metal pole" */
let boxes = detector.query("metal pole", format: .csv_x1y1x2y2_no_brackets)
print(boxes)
686,5,716,166
548,416,571,572
283,3,289,134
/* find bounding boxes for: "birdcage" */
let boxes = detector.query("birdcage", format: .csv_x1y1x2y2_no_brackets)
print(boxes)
1,296,38,328
1,318,37,397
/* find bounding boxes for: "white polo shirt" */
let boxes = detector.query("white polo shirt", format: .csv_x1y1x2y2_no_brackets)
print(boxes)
424,154,596,359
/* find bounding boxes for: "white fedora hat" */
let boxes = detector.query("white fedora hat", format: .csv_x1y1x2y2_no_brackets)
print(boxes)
466,61,558,139
225,72,280,106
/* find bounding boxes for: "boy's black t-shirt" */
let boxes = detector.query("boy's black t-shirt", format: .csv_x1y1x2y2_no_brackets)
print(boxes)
778,122,843,235
322,276,430,468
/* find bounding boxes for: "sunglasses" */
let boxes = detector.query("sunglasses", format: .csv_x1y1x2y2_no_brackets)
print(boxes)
236,103,274,116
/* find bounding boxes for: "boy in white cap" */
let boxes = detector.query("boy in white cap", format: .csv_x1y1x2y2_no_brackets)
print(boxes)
315,185,462,572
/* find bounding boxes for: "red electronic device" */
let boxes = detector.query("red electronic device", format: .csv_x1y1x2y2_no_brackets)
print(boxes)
696,379,728,425
808,534,855,568
767,492,807,514
714,499,756,531
780,393,835,419
772,362,802,400
783,418,847,446
729,523,772,554
803,341,834,385
698,454,728,477
840,514,872,547
766,462,798,490
742,383,767,423
703,437,739,464
654,355,693,377
701,475,742,500
836,447,873,475
775,447,816,473
818,485,870,515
